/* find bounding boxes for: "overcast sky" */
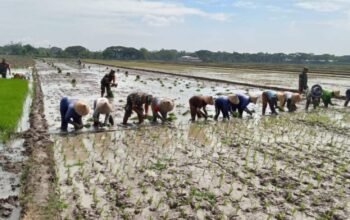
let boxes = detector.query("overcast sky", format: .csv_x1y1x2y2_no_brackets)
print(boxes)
1,0,350,55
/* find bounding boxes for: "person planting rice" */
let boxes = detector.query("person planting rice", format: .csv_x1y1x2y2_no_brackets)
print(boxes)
214,95,240,120
0,58,11,78
298,67,308,93
101,69,117,98
122,92,153,125
151,97,175,123
189,95,214,121
262,90,278,115
231,94,258,118
345,89,350,107
321,89,340,108
93,98,114,127
278,92,302,112
60,97,90,132
306,84,322,111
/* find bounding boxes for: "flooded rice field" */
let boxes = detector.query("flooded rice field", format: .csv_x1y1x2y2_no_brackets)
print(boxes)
37,60,349,219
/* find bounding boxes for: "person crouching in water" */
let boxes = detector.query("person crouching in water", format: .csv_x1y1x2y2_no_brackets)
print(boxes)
306,84,322,111
101,70,117,98
231,94,258,118
262,90,278,115
93,98,114,127
321,89,340,108
278,92,302,112
151,98,174,123
214,95,240,120
122,92,153,125
60,97,90,132
189,95,214,122
345,89,350,107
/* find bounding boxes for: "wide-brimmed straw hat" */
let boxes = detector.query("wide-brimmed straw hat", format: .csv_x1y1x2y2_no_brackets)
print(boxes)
311,84,323,97
159,98,175,112
74,100,90,116
291,93,302,104
332,90,340,97
249,95,258,104
95,98,113,114
228,95,240,105
203,96,214,105
276,92,285,104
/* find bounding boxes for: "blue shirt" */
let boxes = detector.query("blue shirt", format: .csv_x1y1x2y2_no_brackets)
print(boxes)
265,90,277,99
233,94,250,109
215,96,233,114
60,97,82,130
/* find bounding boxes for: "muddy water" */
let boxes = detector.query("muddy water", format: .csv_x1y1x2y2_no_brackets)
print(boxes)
0,69,32,220
39,60,350,219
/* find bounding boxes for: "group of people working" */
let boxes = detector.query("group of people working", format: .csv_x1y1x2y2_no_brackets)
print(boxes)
59,67,349,131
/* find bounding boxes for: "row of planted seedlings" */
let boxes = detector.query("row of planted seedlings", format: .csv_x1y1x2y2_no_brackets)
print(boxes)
53,108,349,219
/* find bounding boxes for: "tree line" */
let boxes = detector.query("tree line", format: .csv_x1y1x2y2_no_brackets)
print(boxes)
1,43,350,64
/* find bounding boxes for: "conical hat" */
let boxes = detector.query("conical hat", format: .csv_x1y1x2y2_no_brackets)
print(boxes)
228,95,240,105
249,95,258,104
276,92,285,104
291,93,301,104
74,100,90,116
203,96,214,105
333,90,340,97
159,98,174,112
96,98,113,114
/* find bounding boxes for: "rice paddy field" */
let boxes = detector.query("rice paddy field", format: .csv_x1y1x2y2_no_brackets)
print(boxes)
29,59,349,220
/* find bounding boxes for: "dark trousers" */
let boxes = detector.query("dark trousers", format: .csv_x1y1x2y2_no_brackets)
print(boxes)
262,93,277,115
344,98,349,107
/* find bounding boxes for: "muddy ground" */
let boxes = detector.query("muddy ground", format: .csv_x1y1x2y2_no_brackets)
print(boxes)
36,60,349,219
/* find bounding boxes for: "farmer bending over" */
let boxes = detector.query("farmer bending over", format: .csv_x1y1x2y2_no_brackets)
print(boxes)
0,58,11,78
93,98,114,127
279,92,302,112
151,97,174,123
101,69,117,98
321,89,340,108
231,94,258,118
262,90,278,115
305,84,322,111
345,89,350,107
123,92,153,125
214,95,240,120
189,95,214,121
60,97,90,132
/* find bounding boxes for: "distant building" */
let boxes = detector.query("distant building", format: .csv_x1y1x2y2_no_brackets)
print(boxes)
178,56,202,63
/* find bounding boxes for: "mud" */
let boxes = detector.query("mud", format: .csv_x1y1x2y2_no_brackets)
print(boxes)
20,69,56,220
37,59,350,219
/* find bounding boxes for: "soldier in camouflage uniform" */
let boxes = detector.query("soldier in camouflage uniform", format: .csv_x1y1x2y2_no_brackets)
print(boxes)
122,92,153,125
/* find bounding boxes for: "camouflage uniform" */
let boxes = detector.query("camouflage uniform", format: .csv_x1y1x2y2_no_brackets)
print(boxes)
123,92,152,124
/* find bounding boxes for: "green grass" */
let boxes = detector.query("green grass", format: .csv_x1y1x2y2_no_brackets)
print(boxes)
0,79,29,140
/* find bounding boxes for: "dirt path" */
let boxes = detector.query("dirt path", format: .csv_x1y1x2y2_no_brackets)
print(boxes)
20,69,57,220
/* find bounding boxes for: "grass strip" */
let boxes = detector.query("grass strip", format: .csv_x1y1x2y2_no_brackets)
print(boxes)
0,79,28,140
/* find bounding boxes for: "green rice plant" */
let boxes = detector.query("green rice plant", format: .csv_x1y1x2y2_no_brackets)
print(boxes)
0,79,29,140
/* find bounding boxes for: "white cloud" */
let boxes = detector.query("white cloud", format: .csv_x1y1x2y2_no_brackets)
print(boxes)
233,1,258,9
295,0,350,12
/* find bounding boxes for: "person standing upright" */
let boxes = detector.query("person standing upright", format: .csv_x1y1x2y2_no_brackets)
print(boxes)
0,58,11,78
298,67,308,93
